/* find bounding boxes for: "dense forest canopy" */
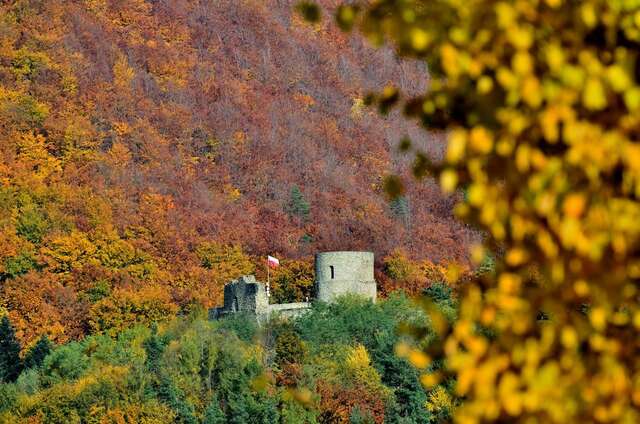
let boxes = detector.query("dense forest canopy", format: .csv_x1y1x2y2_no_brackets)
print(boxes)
0,0,475,346
0,292,458,423
0,0,473,259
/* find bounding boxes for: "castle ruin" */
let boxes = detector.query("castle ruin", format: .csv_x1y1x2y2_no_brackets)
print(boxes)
210,251,376,322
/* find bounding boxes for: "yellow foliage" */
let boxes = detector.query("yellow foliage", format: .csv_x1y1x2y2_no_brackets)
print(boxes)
196,242,255,284
41,230,97,273
425,386,455,417
331,0,640,421
113,55,135,89
15,132,61,182
342,344,392,401
351,97,365,118
88,285,178,336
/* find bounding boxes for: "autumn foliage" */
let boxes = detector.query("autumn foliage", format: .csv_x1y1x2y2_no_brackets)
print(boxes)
0,0,473,346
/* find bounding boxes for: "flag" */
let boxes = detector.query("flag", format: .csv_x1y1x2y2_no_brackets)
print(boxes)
267,255,280,268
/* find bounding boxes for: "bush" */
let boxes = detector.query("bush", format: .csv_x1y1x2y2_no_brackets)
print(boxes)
216,312,259,343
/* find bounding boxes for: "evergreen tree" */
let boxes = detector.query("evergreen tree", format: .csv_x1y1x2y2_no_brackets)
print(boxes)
143,324,166,373
23,335,53,370
0,315,22,383
203,395,226,424
156,374,198,424
389,195,410,227
285,185,310,221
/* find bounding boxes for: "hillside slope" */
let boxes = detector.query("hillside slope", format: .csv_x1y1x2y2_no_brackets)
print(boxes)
0,0,474,343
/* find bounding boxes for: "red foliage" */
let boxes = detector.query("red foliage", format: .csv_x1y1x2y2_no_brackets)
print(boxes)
0,0,477,342
317,380,386,424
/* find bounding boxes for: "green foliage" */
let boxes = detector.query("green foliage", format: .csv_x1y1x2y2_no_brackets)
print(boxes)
156,374,198,424
143,324,167,373
2,251,37,280
389,195,411,226
11,49,49,80
350,406,376,424
0,315,22,383
285,185,310,221
275,328,307,366
0,297,450,423
84,279,111,302
0,384,18,413
423,282,458,334
41,342,90,385
423,282,454,307
15,204,49,244
203,395,226,424
475,252,496,276
23,335,53,370
15,368,41,395
0,90,49,129
216,312,259,343
294,295,431,423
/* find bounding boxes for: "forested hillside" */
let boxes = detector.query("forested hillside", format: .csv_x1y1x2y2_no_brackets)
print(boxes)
0,0,474,346
0,293,457,423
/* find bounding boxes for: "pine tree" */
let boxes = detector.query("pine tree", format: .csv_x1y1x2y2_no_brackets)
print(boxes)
285,185,310,221
23,335,53,370
203,395,226,424
389,195,410,227
143,323,166,373
0,315,22,382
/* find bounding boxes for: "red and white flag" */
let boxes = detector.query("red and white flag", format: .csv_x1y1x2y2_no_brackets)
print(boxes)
267,255,280,268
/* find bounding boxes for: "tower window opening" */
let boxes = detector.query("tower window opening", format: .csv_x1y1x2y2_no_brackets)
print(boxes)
330,266,335,279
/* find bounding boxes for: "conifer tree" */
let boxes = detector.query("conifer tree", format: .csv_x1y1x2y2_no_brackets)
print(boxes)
23,335,53,370
285,185,310,221
203,395,226,424
0,315,22,382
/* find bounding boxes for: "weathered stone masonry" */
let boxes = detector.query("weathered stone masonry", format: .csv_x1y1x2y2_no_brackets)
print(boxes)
210,251,377,322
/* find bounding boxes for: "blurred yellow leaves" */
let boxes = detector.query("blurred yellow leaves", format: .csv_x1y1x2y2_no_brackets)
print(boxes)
331,0,640,421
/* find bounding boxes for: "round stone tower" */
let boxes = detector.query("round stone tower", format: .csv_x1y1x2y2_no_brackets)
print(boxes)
314,251,376,303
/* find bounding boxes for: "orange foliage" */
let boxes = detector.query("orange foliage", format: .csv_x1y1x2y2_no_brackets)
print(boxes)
317,381,386,424
1,272,88,346
0,0,477,343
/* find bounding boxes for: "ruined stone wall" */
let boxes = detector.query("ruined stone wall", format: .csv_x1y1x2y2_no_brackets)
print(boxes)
212,275,269,318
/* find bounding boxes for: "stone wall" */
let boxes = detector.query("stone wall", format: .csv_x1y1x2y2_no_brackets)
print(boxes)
266,302,311,320
211,275,269,319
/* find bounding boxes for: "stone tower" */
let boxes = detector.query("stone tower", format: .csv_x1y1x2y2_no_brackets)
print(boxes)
314,251,376,303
